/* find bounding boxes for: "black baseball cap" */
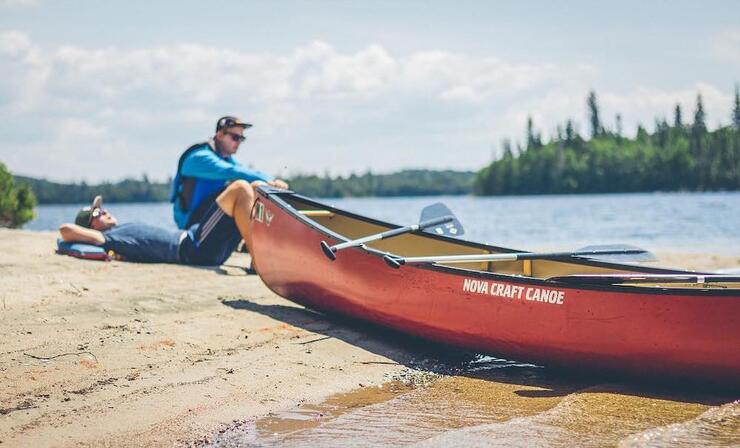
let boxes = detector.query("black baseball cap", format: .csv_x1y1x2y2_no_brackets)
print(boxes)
74,195,103,228
216,116,252,132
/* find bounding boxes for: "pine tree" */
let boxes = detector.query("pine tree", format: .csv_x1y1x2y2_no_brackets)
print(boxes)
691,94,708,189
526,116,542,150
565,120,576,145
526,116,535,150
693,94,707,133
655,118,669,147
734,85,740,188
674,104,683,128
636,123,649,142
502,139,513,157
733,83,740,130
586,90,602,138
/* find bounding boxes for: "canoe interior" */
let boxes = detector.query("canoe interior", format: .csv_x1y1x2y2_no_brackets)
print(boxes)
279,194,740,291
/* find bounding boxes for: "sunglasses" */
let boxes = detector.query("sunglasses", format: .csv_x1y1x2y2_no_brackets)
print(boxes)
90,207,107,222
225,132,246,143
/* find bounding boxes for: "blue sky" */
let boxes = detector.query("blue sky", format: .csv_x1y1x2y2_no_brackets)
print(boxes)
1,0,739,182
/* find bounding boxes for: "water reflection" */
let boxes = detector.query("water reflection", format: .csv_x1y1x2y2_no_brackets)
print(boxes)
207,353,738,447
620,402,740,447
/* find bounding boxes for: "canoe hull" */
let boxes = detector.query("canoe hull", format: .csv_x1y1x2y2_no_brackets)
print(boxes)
249,191,740,386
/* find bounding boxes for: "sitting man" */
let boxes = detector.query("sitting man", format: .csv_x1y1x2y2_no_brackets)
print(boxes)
172,115,288,229
59,179,261,265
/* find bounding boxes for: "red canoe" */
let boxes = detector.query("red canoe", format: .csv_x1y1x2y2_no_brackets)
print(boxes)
247,188,740,386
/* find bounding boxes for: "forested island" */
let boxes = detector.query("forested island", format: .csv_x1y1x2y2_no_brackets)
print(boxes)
475,89,740,194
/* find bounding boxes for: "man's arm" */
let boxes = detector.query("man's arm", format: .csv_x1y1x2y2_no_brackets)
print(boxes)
59,224,106,245
181,149,274,183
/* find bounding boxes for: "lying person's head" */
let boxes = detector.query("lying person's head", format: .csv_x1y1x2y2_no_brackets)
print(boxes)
75,195,118,231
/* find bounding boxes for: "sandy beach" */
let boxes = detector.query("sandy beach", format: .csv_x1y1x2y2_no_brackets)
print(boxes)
0,229,417,447
1,229,738,447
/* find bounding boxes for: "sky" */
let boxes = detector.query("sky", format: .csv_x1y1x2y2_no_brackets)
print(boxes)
1,0,739,183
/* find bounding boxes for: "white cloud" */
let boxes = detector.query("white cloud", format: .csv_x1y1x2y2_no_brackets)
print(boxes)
0,30,32,55
0,30,736,182
712,28,740,64
0,0,38,6
56,118,107,141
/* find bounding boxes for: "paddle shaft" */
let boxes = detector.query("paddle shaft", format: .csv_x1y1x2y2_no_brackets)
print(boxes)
330,215,453,251
549,274,740,285
388,248,648,266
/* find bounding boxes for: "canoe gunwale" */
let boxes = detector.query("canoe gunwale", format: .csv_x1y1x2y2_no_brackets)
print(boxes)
256,187,740,297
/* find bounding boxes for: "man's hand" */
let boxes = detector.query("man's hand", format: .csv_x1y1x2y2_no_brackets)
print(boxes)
268,179,289,189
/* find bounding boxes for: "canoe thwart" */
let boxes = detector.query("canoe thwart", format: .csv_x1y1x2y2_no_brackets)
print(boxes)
299,210,335,217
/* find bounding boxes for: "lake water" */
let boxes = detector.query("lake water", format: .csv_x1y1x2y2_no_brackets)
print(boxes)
26,191,740,255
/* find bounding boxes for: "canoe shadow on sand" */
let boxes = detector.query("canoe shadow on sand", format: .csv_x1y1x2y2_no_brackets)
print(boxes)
222,298,737,405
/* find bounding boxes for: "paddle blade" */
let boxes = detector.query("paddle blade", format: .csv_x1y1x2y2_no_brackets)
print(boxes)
574,244,657,262
419,203,464,237
320,241,337,261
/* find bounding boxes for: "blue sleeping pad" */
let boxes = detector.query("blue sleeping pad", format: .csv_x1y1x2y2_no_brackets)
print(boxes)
56,239,110,261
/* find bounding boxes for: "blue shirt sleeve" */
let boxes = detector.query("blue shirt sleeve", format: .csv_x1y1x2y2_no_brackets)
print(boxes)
181,149,273,183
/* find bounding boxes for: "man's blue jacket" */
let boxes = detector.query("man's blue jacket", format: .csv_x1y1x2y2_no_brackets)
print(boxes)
171,141,272,229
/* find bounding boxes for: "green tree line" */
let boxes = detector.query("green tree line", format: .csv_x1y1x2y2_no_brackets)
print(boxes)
287,169,475,197
14,175,172,204
12,169,476,205
475,86,740,195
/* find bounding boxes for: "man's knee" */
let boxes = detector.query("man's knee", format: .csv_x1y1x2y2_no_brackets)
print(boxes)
216,180,255,215
222,180,254,199
230,179,251,192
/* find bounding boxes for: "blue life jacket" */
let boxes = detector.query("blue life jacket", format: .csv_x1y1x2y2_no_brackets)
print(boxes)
170,142,210,228
170,141,273,229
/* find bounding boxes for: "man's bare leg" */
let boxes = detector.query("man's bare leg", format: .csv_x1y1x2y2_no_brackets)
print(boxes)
215,180,258,251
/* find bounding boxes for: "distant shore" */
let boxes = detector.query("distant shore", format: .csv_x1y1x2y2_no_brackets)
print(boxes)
14,169,476,205
1,229,738,446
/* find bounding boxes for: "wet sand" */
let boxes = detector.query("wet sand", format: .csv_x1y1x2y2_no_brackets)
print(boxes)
1,229,738,447
237,368,738,447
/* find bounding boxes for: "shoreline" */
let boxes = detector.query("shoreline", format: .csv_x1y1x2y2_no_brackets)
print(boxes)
1,229,738,446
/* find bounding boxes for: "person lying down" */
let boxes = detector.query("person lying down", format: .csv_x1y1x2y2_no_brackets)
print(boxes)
58,179,264,265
